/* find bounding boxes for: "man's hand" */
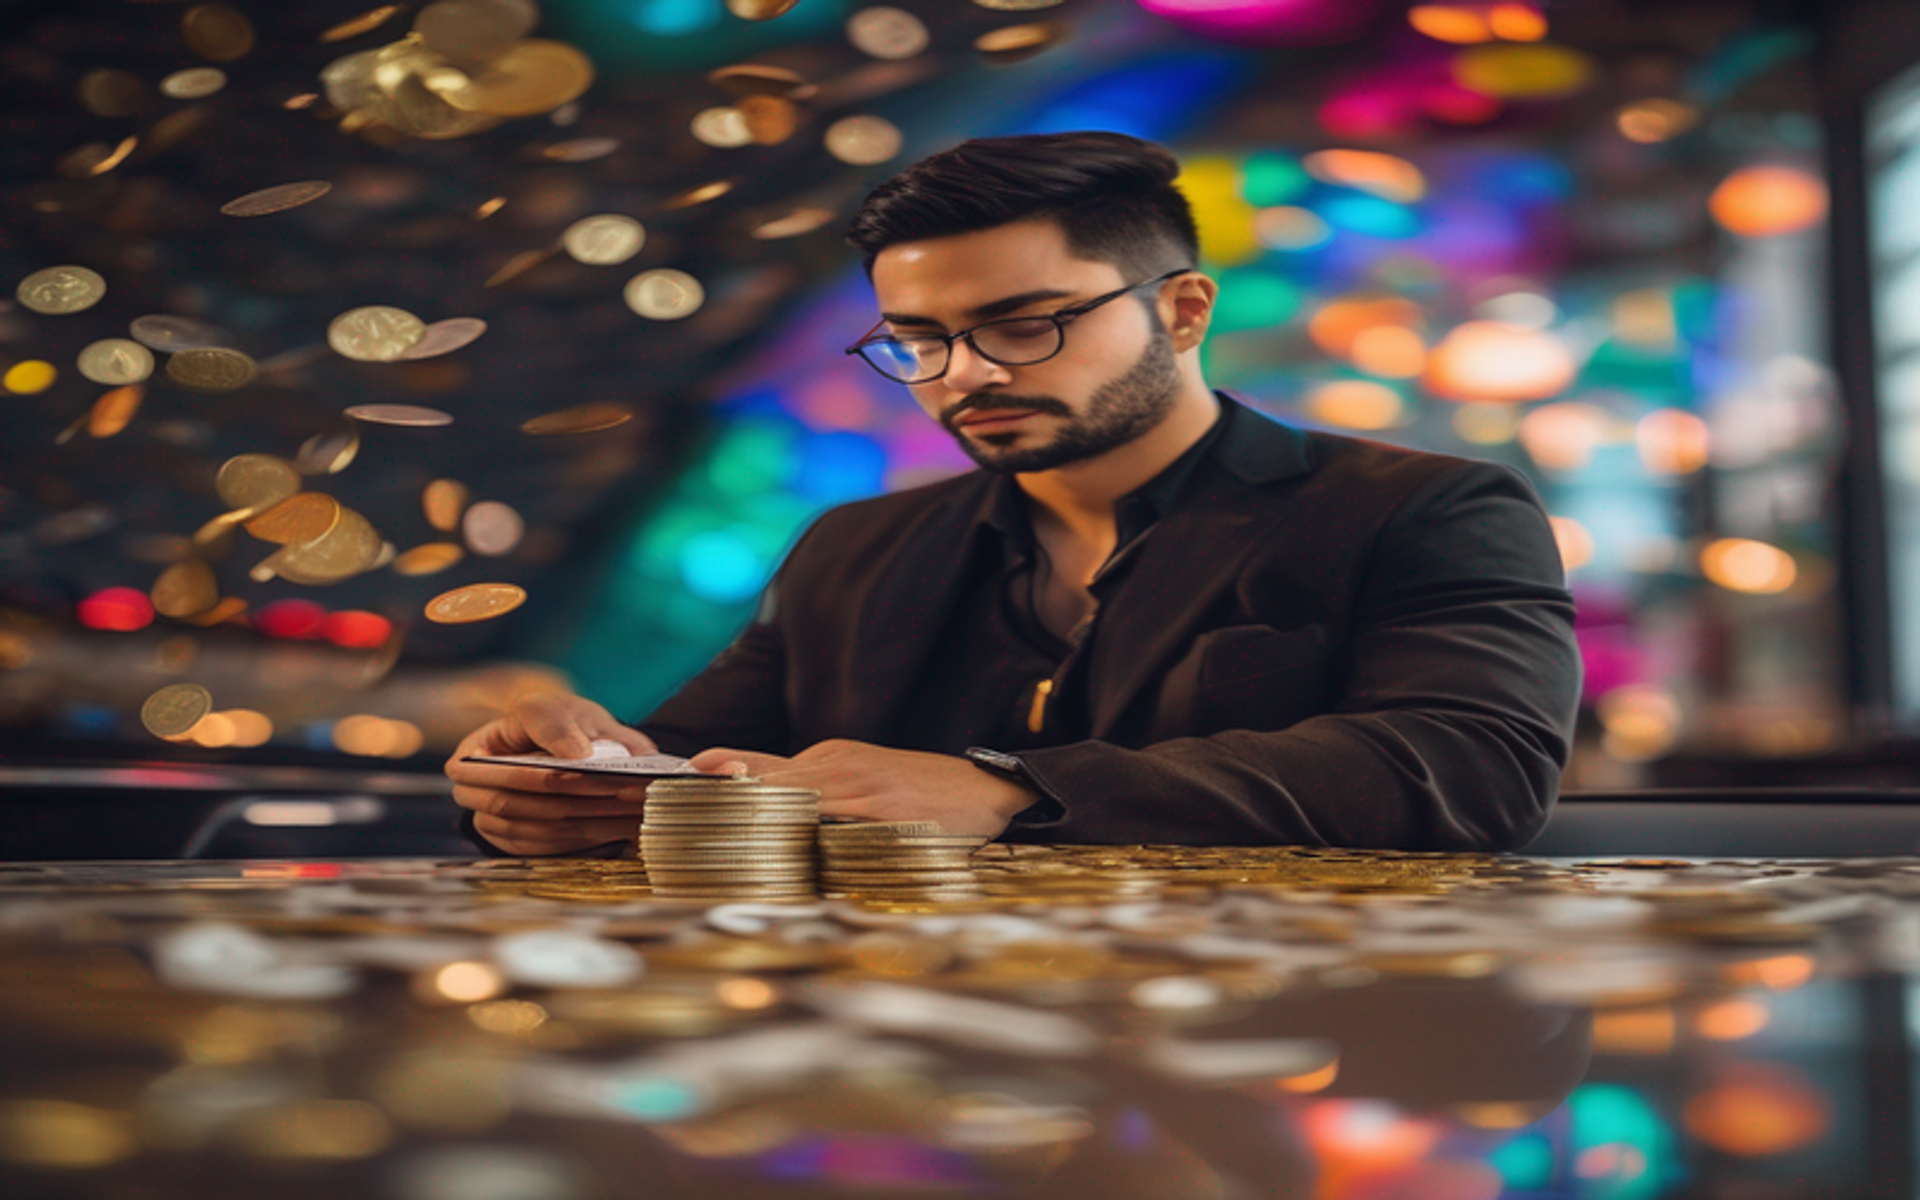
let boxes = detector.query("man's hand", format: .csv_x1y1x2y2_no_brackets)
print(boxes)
446,693,657,856
687,739,1038,840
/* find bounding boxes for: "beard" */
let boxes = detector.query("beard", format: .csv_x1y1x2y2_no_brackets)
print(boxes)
941,321,1183,474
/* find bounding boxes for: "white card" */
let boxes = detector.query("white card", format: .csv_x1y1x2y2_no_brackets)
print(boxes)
463,739,719,777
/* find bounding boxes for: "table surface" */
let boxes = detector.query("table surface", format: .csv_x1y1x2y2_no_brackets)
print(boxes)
2,845,1915,1199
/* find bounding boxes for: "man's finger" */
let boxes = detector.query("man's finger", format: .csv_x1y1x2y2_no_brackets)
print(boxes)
446,759,637,796
472,813,642,855
516,706,596,760
452,787,646,822
688,748,790,775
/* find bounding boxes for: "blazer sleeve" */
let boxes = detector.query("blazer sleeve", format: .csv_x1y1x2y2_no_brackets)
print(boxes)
637,571,799,760
1006,460,1582,852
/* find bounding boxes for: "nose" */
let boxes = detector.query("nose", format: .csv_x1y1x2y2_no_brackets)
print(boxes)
941,334,1013,392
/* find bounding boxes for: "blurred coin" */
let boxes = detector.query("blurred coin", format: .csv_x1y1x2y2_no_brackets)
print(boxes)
216,455,302,510
562,215,646,266
247,493,342,544
275,507,383,584
17,266,106,315
484,248,555,288
463,501,524,556
521,402,633,435
183,5,256,61
541,137,620,162
321,5,404,42
401,317,489,360
974,0,1064,7
5,361,56,393
329,305,426,361
690,107,753,148
346,404,454,426
182,597,248,628
79,68,147,117
160,68,227,99
130,314,232,353
750,207,836,239
77,339,155,386
167,348,257,390
426,583,528,624
143,683,212,738
727,0,803,18
975,22,1066,57
415,0,538,63
624,270,705,320
848,8,930,59
221,181,332,217
435,40,594,117
824,115,902,165
295,427,361,475
88,385,145,438
393,543,465,575
193,509,251,550
739,95,801,144
707,63,811,96
152,560,220,619
663,180,734,210
422,479,469,531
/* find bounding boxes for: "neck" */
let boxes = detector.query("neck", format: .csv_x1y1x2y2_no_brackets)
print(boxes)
1015,383,1221,538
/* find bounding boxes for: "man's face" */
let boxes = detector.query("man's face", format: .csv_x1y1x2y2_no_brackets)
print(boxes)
868,219,1181,474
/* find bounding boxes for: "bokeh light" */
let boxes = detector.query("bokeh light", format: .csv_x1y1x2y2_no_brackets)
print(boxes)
1305,380,1404,429
1709,164,1829,238
1682,1063,1828,1157
77,587,154,632
1424,322,1578,403
1454,44,1595,99
1700,538,1798,595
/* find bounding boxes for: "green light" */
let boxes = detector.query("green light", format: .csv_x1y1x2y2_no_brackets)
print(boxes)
1487,1133,1555,1189
1211,268,1303,334
1242,153,1310,207
707,420,797,496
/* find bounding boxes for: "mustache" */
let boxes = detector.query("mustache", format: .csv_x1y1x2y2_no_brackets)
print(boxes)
940,394,1072,432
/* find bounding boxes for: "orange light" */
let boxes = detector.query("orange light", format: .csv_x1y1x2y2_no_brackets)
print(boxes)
1709,165,1828,238
1592,1006,1674,1055
1276,1060,1340,1093
333,714,400,757
1306,381,1404,430
186,712,238,748
715,978,780,1010
222,710,274,748
1309,296,1424,359
1349,325,1428,378
1700,538,1797,595
1724,955,1816,992
1548,516,1594,572
1617,98,1700,144
434,962,507,1003
1454,44,1595,100
1683,1063,1828,1156
1409,5,1492,43
1304,150,1427,203
1487,3,1547,41
1424,322,1577,404
1636,409,1710,475
1518,402,1610,471
1695,998,1770,1041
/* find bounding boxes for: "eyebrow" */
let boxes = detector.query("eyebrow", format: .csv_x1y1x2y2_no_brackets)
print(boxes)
879,287,1079,329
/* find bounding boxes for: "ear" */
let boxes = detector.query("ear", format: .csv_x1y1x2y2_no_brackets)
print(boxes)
1159,272,1218,353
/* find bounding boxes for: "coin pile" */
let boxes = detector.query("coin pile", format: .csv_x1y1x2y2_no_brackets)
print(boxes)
817,822,986,901
640,778,820,900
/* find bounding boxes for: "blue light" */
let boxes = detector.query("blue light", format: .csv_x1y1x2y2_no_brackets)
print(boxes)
611,1076,704,1121
1025,56,1250,143
793,431,887,503
628,0,722,35
1487,1132,1556,1189
1320,193,1423,239
680,529,768,603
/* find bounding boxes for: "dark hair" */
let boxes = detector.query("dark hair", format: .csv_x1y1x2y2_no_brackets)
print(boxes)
846,131,1200,278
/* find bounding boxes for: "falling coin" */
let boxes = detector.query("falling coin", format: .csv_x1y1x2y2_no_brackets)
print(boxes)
401,318,489,360
751,207,837,239
78,69,147,117
624,270,705,320
329,305,426,361
294,427,361,475
521,402,634,435
973,0,1064,8
393,542,466,575
274,507,383,585
151,560,220,619
541,137,621,162
426,583,528,624
690,106,753,148
88,385,145,438
321,4,403,41
346,404,454,426
975,22,1066,57
246,493,342,544
142,683,213,738
663,180,734,210
160,68,227,99
130,314,232,353
415,0,538,63
739,95,801,144
17,266,107,315
707,63,812,96
847,8,931,59
462,500,524,556
562,215,646,266
5,362,55,393
824,115,903,165
166,348,257,390
727,0,803,19
77,339,156,386
182,5,256,61
484,247,555,288
216,454,303,510
220,181,333,217
421,479,470,531
435,39,595,117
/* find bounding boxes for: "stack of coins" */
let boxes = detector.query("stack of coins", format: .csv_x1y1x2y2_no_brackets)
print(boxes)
640,778,820,901
817,821,987,901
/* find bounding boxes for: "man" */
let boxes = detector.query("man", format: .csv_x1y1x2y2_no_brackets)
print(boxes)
447,131,1581,857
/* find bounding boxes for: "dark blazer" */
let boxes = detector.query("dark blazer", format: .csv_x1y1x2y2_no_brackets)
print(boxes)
644,397,1581,852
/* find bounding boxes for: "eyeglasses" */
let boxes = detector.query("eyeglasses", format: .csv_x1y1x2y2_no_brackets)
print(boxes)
844,269,1189,384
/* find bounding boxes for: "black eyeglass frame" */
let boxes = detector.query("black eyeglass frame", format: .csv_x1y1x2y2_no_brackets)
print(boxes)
844,268,1192,384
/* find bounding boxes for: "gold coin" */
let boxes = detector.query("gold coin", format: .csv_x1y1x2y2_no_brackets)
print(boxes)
690,107,753,148
426,583,528,624
181,596,248,628
328,305,426,361
183,5,256,61
726,0,803,19
973,0,1063,8
542,137,621,162
160,68,228,100
151,559,220,618
662,180,734,210
166,348,257,390
77,339,155,386
294,427,361,475
321,5,405,42
401,318,489,360
847,7,930,59
78,68,147,117
88,385,145,438
130,314,230,353
738,95,801,145
275,507,383,585
824,115,902,165
345,404,453,426
562,215,646,266
17,266,107,315
392,542,466,575
246,493,342,544
142,682,212,738
520,403,633,435
624,270,705,320
975,22,1066,56
216,454,302,510
484,247,555,288
750,208,836,240
705,63,810,97
422,479,469,531
462,500,524,556
436,39,594,117
221,181,332,217
414,0,538,63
